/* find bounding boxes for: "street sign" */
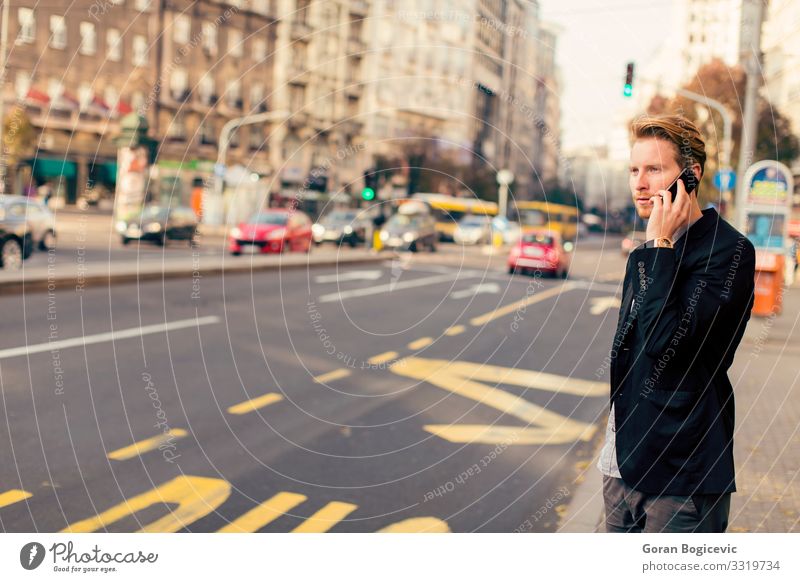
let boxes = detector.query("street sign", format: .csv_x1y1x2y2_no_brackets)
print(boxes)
214,163,226,178
713,168,736,191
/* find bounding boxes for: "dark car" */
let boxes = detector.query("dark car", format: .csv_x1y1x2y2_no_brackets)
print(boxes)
379,201,437,253
117,205,198,246
0,196,57,258
311,210,369,247
229,209,313,255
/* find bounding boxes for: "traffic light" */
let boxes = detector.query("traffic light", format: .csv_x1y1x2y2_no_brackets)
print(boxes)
362,168,378,201
623,62,634,97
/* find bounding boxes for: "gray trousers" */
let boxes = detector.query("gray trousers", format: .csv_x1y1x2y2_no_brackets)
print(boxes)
602,475,731,533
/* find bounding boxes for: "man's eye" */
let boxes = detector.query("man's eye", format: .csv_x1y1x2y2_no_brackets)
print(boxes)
649,167,660,173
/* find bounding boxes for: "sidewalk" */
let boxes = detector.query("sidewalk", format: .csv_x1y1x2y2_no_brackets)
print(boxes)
559,278,800,533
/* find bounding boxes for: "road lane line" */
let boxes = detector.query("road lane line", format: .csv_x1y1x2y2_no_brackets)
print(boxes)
0,489,32,508
0,316,220,360
368,351,398,365
313,369,351,383
107,429,188,461
378,517,451,533
292,501,358,533
227,392,284,415
443,325,466,336
317,273,462,303
218,492,307,533
408,337,433,350
62,476,231,533
468,282,575,326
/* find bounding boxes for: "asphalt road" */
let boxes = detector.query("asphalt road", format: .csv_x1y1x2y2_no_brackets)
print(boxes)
0,241,626,532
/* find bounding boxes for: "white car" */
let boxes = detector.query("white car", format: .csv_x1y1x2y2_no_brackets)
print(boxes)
454,215,493,245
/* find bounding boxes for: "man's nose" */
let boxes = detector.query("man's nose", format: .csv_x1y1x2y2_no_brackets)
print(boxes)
634,173,649,192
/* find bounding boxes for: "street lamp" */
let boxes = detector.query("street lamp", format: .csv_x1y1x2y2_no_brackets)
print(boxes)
206,109,289,225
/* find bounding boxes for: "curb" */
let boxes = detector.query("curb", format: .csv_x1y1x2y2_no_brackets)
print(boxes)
0,252,397,295
557,431,606,533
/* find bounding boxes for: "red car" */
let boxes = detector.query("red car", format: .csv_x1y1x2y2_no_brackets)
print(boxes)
229,209,313,255
508,229,571,278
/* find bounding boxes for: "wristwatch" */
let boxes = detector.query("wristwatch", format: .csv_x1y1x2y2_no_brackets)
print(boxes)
654,236,674,248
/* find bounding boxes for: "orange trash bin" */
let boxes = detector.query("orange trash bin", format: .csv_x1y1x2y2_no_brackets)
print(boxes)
752,251,784,317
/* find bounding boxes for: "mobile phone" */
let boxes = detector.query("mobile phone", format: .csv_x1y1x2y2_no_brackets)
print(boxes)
667,168,699,201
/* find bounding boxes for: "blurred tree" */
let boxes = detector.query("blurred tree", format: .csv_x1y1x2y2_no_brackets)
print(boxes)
644,58,799,206
1,106,36,192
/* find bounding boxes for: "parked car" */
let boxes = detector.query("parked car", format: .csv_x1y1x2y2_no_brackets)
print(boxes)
311,210,369,247
621,231,646,255
0,195,57,256
379,201,437,252
0,216,27,270
454,214,493,245
229,209,313,255
117,205,198,246
508,229,571,278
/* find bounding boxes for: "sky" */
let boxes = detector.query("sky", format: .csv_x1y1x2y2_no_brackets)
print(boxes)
539,0,678,152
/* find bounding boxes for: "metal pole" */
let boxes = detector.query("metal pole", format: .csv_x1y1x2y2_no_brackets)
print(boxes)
498,182,508,220
208,109,289,225
675,88,734,216
0,0,11,194
735,0,765,231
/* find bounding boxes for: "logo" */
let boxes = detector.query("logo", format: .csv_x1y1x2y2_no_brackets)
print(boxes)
20,542,46,570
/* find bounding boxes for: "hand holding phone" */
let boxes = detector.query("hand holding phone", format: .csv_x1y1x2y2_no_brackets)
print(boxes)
667,168,699,201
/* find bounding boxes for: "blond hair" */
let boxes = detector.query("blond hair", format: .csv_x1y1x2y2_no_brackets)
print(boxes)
630,114,707,176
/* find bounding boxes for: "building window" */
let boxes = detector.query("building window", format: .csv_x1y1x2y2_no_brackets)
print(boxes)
202,22,217,57
133,35,148,66
253,39,267,61
166,111,186,140
199,75,215,105
290,85,305,111
50,15,67,50
250,83,265,111
17,8,35,44
48,79,64,102
104,86,119,111
107,29,122,61
131,91,145,112
227,79,242,109
80,22,97,56
15,72,31,100
174,15,191,45
200,121,216,145
249,127,263,150
228,29,243,58
78,83,92,111
170,68,189,101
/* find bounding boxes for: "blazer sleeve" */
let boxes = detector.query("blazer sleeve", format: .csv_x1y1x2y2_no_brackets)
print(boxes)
629,238,756,360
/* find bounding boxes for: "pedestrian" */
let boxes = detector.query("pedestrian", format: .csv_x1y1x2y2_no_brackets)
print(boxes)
598,114,756,533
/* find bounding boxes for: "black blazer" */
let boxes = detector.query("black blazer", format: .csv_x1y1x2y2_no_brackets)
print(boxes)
609,208,755,495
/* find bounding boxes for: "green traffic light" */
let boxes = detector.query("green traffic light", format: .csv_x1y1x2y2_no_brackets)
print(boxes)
623,84,633,97
361,187,375,201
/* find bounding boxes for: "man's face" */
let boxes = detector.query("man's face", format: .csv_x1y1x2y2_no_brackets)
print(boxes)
629,137,683,220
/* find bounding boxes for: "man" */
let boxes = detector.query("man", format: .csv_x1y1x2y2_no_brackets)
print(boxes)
597,114,756,533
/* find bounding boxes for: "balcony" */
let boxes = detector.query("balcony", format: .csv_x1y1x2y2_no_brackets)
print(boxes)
287,64,310,85
347,37,366,55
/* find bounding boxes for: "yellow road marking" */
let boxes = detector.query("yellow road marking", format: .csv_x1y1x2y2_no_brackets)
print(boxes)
390,357,603,445
313,369,351,383
367,351,399,365
378,517,451,533
107,429,188,461
469,282,574,326
292,501,358,533
408,337,433,350
61,476,230,533
227,392,284,415
0,489,32,508
443,325,466,336
590,296,621,315
218,492,307,533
